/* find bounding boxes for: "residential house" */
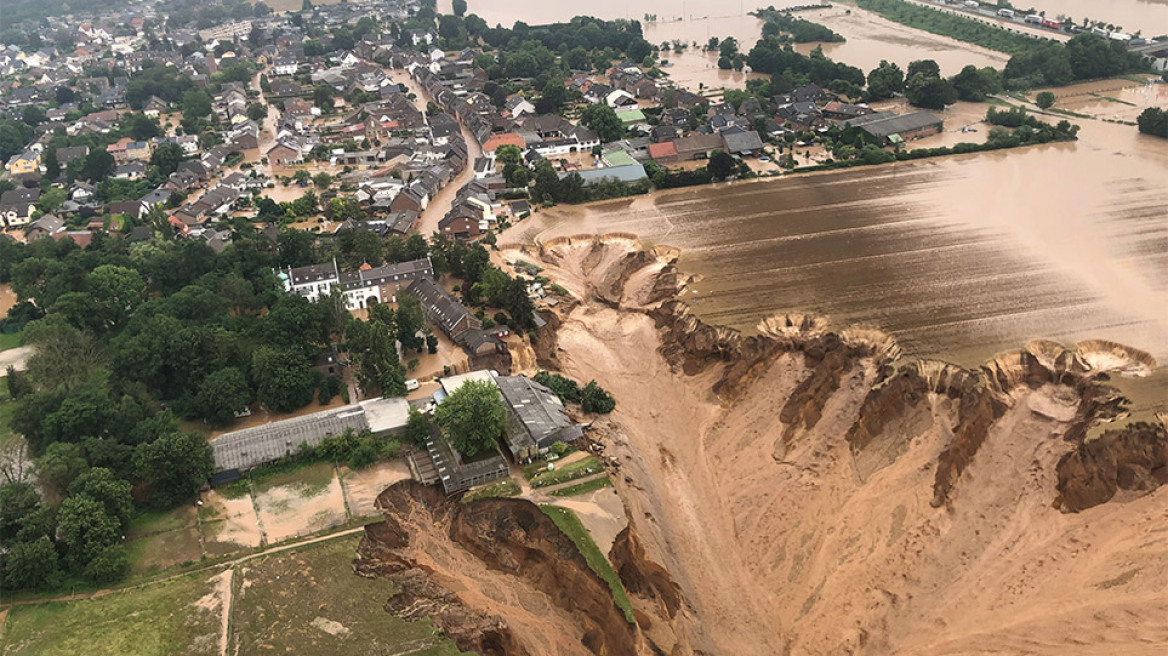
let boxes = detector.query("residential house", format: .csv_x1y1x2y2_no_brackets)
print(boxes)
281,257,434,311
720,127,765,156
24,213,65,240
6,149,41,175
504,95,536,118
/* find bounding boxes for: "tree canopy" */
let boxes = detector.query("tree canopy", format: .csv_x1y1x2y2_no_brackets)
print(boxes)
434,379,505,458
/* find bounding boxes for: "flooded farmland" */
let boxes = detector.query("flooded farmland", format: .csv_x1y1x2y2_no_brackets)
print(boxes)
503,115,1168,418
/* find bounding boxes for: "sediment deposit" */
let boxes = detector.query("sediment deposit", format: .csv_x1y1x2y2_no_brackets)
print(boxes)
493,234,1168,655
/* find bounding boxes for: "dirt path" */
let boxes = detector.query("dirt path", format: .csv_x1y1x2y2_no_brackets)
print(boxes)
0,345,32,372
1,526,368,609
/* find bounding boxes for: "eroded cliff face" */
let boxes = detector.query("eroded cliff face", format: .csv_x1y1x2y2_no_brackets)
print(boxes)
1055,422,1168,511
489,235,1168,655
354,482,640,656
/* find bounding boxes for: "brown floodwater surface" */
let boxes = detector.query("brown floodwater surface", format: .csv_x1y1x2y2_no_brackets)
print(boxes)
503,117,1168,417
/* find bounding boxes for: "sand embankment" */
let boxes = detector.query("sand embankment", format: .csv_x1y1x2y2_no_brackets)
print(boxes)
489,234,1168,655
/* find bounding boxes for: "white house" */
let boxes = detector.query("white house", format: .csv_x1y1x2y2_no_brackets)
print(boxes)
280,257,435,310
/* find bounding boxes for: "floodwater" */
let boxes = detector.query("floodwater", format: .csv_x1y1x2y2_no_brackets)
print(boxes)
451,0,1010,82
792,5,1008,76
502,112,1168,418
1022,0,1168,34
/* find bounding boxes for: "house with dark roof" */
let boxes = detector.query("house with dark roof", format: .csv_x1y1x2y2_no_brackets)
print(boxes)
844,111,943,145
493,374,585,461
407,277,480,339
720,127,765,156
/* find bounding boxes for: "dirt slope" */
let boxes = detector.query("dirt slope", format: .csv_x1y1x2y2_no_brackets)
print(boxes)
497,235,1168,656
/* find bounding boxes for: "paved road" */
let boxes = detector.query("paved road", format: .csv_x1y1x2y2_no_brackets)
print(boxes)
0,345,32,373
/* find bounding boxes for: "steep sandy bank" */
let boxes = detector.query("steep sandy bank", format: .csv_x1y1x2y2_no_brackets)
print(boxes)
499,234,1168,655
355,481,662,655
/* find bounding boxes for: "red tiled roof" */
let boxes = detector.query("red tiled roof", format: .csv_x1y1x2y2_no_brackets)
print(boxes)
648,141,678,159
482,132,525,152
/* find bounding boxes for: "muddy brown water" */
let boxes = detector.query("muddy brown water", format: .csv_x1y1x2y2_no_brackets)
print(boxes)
503,117,1168,418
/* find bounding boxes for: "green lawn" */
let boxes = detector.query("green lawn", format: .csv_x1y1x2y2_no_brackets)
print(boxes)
0,570,224,656
231,537,470,656
526,455,603,488
547,476,613,497
461,478,521,503
539,505,635,623
0,332,21,352
249,460,335,497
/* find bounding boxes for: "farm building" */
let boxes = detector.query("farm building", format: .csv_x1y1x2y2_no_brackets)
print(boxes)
844,111,943,145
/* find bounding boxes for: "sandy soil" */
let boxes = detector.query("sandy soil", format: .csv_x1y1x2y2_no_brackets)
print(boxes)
0,283,16,317
339,460,412,518
511,236,1168,655
199,490,264,556
253,466,348,544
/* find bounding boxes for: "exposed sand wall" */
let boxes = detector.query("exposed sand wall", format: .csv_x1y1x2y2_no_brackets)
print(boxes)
500,234,1168,655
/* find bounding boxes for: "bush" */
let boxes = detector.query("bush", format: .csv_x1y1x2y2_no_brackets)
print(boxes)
581,381,616,414
533,371,582,403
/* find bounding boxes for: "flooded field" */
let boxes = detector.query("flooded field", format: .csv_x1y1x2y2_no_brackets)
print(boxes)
793,5,1009,75
502,112,1168,418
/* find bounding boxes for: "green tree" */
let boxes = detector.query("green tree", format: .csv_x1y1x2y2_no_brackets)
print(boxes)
181,88,213,119
123,113,161,140
34,442,89,491
579,103,624,142
57,494,120,569
2,539,61,590
1136,107,1167,138
247,102,267,122
905,74,957,110
83,544,129,584
43,147,60,179
434,379,505,457
150,142,185,175
1035,91,1056,109
194,367,252,425
81,149,116,182
536,79,568,114
134,432,213,507
0,482,41,538
866,60,904,100
906,59,941,81
395,293,426,353
313,172,333,188
69,467,133,530
452,0,467,16
496,144,522,167
707,150,736,181
404,406,430,446
581,380,616,413
252,346,316,412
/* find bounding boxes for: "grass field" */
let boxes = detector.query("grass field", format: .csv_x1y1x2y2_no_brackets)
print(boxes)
231,537,469,656
461,479,521,503
0,333,20,351
539,505,635,623
547,476,613,497
526,455,603,488
0,570,224,656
